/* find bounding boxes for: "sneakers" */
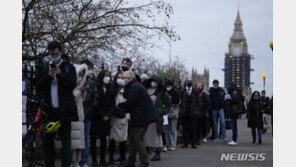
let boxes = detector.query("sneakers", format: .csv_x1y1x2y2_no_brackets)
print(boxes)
169,147,176,151
203,138,207,143
258,140,262,144
213,138,220,143
227,140,237,146
162,146,168,152
221,138,228,142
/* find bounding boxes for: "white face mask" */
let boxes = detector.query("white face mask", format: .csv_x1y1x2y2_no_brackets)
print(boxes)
117,79,125,87
166,87,172,91
103,77,110,84
86,70,93,77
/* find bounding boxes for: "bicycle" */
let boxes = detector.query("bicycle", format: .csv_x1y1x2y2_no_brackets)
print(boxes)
22,98,47,167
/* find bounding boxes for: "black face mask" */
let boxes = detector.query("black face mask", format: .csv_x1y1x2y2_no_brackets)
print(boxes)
187,82,192,87
122,66,129,71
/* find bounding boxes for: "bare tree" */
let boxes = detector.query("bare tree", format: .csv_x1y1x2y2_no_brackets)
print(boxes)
22,0,180,65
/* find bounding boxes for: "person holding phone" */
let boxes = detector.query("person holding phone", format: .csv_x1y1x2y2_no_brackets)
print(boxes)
34,41,78,167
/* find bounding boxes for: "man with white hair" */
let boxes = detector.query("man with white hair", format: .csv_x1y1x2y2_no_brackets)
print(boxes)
116,70,158,167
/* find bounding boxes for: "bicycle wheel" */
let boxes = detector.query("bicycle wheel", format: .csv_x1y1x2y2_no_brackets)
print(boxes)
22,130,40,167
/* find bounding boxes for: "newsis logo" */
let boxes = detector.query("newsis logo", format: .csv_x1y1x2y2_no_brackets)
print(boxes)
220,153,266,161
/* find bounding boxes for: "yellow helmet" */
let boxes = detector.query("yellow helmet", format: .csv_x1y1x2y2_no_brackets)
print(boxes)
44,121,61,133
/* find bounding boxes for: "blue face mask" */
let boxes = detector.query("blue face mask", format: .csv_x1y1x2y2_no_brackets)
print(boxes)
51,55,61,63
151,81,158,88
261,95,265,98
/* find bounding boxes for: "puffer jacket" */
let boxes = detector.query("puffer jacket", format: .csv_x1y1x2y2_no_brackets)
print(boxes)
71,64,87,150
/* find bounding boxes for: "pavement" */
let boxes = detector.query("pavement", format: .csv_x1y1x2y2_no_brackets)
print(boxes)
22,116,273,167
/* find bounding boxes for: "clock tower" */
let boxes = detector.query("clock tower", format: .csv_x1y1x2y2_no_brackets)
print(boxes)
223,8,253,97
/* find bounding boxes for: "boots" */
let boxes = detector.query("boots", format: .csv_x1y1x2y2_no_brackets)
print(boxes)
151,148,161,161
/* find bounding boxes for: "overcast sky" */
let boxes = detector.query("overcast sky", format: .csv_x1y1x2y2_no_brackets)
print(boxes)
152,0,273,96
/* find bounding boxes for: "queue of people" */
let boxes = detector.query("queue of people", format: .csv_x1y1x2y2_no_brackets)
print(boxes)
33,41,273,167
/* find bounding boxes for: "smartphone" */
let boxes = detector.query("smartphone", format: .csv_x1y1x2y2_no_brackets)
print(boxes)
50,64,56,68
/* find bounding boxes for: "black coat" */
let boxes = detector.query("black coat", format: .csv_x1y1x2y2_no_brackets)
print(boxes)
118,79,158,128
198,90,211,117
90,70,115,137
261,96,271,114
247,99,264,128
168,87,181,106
209,87,226,110
83,78,95,121
34,61,78,122
225,84,244,119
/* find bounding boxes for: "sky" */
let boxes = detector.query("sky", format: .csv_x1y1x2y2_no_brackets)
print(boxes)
152,0,273,96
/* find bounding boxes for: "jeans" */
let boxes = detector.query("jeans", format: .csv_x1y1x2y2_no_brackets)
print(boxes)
126,124,149,166
212,109,226,139
162,125,169,147
182,116,197,146
80,120,91,166
252,127,263,141
168,118,178,148
230,119,238,142
44,121,71,167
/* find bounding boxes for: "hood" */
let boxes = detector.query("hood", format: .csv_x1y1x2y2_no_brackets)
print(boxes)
251,91,260,101
227,82,237,93
74,64,88,87
147,74,166,91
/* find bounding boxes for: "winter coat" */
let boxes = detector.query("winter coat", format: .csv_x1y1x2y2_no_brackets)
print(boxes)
71,64,87,150
167,87,181,119
180,87,201,117
83,78,96,121
224,83,244,119
33,60,78,122
110,88,130,142
209,87,226,110
90,70,115,137
198,89,211,117
247,97,264,129
147,74,171,135
261,96,271,114
117,79,158,128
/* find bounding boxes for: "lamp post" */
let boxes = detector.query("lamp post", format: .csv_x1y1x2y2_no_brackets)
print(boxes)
262,73,267,91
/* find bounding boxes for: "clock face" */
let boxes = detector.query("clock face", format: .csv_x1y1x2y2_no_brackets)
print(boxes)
232,47,242,56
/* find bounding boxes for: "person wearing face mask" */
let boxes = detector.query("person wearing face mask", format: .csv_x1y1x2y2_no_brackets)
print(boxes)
144,74,171,161
195,82,211,145
79,59,95,167
107,71,130,166
247,91,264,144
180,77,201,148
260,90,270,133
208,79,227,143
90,70,115,166
164,80,181,151
71,64,88,167
120,58,141,82
33,41,78,167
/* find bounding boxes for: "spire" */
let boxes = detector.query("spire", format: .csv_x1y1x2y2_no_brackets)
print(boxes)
235,7,242,25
